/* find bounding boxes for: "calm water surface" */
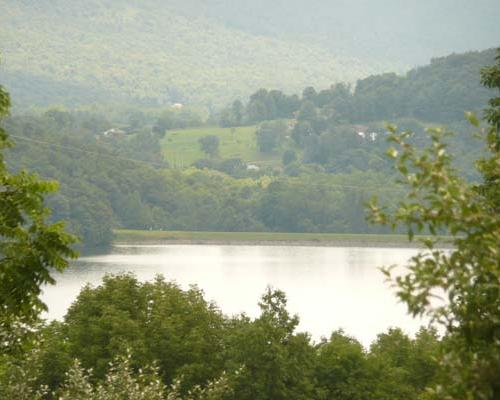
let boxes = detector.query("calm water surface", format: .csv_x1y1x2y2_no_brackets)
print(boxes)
41,244,424,347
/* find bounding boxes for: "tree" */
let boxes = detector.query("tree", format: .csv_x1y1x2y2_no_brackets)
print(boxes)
58,355,166,400
256,121,286,153
219,158,244,176
246,89,267,123
368,117,500,398
368,52,500,397
128,110,147,130
219,100,244,128
155,110,175,134
315,330,370,400
0,84,77,348
44,109,74,129
2,351,233,400
63,274,226,390
291,120,314,145
481,49,500,131
315,328,436,400
282,150,297,166
231,100,244,126
224,288,315,400
198,135,220,158
302,86,317,103
296,100,317,122
478,48,500,211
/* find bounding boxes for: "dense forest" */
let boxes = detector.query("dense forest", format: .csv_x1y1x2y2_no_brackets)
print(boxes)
226,49,496,125
0,0,371,109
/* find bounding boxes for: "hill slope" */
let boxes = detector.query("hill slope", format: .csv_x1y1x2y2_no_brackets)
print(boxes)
5,1,498,110
0,0,374,109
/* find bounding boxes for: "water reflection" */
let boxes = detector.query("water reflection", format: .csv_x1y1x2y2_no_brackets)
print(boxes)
42,244,423,346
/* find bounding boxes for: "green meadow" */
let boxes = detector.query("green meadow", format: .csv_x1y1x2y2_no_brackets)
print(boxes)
161,125,297,168
114,229,454,247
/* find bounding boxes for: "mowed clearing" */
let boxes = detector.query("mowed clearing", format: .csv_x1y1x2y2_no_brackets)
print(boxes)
161,126,294,167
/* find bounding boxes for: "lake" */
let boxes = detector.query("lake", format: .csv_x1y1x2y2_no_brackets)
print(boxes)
41,244,425,347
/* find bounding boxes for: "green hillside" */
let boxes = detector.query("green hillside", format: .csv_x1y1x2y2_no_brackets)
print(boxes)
2,0,499,111
0,0,375,109
162,125,297,167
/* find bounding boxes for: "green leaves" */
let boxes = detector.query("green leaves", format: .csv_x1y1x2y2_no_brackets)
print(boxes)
63,274,226,392
465,111,480,127
386,147,399,159
368,119,500,399
0,85,78,351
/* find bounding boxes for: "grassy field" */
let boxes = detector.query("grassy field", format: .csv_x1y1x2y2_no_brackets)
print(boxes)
114,229,453,247
161,126,296,168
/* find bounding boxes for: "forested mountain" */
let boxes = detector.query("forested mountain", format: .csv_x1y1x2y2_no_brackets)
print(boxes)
0,0,372,109
2,0,499,110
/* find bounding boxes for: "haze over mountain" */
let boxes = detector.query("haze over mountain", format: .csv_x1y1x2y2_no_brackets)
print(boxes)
170,0,500,65
1,0,499,109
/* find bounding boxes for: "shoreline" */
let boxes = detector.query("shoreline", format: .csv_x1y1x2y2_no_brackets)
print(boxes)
113,230,454,249
114,239,425,248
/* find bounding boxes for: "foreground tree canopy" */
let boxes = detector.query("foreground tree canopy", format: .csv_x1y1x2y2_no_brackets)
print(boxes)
1,273,442,400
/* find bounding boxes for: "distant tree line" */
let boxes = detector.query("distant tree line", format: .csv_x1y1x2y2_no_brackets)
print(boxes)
220,49,496,127
217,49,495,174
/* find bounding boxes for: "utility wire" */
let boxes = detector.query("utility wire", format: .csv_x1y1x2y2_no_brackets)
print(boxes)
9,134,168,168
282,180,405,193
8,134,405,194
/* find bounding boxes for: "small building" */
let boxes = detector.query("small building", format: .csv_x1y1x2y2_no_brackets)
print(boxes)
102,128,126,138
246,164,260,171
